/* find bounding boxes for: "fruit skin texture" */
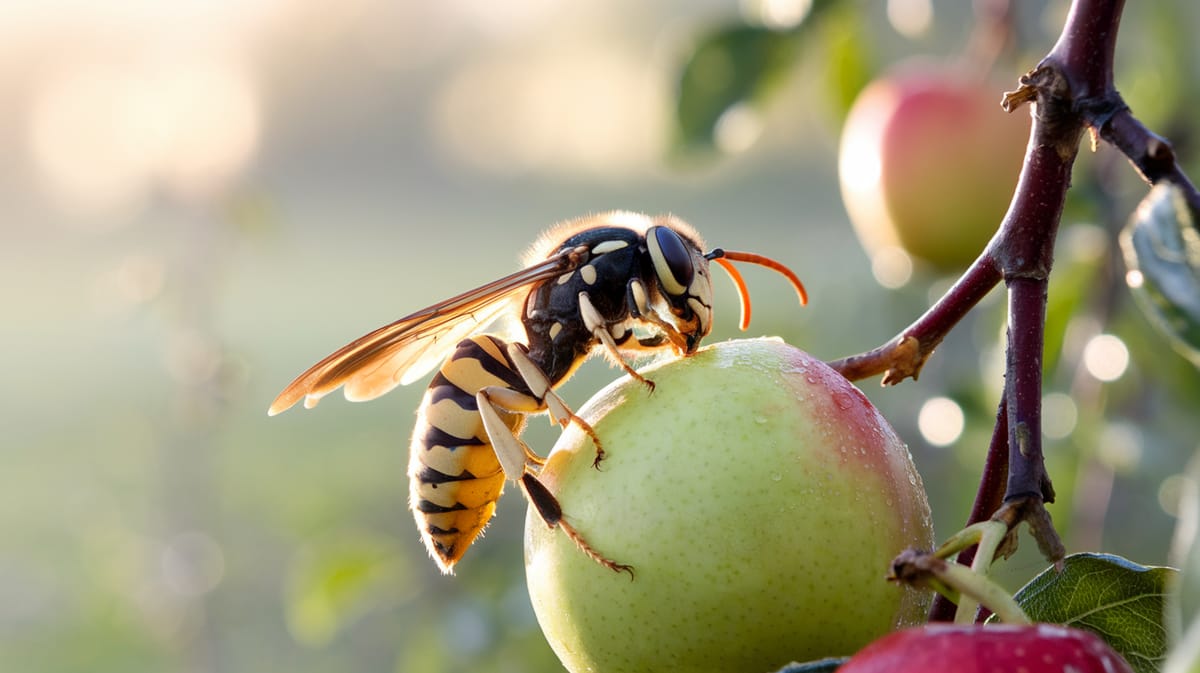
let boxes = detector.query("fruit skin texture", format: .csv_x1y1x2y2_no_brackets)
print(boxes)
837,623,1135,673
524,338,934,673
838,61,1030,271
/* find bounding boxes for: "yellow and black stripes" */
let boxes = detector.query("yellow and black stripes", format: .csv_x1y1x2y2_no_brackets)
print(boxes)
408,334,540,571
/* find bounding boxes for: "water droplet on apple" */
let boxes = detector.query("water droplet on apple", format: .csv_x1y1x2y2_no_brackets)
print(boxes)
833,392,854,410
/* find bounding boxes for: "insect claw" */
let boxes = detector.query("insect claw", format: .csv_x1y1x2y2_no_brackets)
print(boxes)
556,517,635,578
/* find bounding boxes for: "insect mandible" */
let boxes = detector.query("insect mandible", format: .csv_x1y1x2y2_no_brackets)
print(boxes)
268,211,808,575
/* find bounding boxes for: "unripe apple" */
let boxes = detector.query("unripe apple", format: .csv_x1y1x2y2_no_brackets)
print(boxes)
838,61,1030,272
524,338,934,673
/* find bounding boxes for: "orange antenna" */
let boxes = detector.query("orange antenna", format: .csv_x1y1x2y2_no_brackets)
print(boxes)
706,249,808,331
712,257,752,330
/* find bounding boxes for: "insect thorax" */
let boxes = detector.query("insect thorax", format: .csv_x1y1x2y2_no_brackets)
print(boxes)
523,227,651,384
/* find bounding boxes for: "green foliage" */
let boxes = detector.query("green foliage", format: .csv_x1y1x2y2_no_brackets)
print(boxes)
673,25,801,155
817,8,874,121
1165,453,1200,673
1120,183,1200,368
671,0,840,156
1006,553,1174,673
284,532,408,647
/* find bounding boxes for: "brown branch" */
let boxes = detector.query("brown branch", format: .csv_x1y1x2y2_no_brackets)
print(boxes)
829,0,1200,625
832,0,1140,600
928,398,1010,623
1102,108,1200,214
827,257,1001,383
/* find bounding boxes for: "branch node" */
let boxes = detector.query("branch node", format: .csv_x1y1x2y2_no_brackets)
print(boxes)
1014,421,1033,458
1001,76,1039,113
881,335,927,385
1146,135,1176,164
993,496,1066,567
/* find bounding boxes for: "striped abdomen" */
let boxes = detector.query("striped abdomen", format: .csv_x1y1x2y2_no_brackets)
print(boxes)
408,334,532,573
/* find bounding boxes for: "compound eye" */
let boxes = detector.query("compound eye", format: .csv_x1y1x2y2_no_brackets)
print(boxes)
649,226,695,296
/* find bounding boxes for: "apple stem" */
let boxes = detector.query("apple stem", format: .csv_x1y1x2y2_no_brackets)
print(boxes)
930,521,994,559
950,522,1011,624
890,548,1032,626
831,0,1200,620
925,520,1012,623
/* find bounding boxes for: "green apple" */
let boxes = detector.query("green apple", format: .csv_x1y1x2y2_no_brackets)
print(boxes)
524,338,934,673
838,61,1030,272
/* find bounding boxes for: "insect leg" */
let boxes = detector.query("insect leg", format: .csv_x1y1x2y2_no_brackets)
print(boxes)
624,280,691,354
476,387,549,477
475,386,630,575
577,291,656,392
521,472,633,577
505,343,605,468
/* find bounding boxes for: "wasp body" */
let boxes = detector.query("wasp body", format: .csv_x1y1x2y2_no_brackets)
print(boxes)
269,212,807,574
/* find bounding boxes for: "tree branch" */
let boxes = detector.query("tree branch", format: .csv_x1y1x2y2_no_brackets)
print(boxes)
928,398,1010,623
1102,108,1200,214
832,0,1146,601
827,258,1000,383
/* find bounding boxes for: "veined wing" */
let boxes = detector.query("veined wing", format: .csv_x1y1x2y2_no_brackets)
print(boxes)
268,247,584,415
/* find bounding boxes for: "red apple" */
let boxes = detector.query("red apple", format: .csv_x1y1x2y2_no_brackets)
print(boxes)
838,61,1030,273
838,623,1134,673
524,338,934,673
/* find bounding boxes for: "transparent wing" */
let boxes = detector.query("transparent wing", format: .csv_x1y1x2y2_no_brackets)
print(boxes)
268,249,581,415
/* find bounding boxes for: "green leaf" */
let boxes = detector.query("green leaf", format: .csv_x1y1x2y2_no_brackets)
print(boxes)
1120,182,1200,368
671,0,841,156
819,7,874,121
672,24,801,155
1008,552,1175,673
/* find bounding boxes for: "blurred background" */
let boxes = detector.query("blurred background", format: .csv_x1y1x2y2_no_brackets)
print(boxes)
3,0,1199,671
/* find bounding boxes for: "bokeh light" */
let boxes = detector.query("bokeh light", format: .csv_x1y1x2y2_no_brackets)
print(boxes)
714,103,765,155
918,396,965,447
1082,333,1131,382
1159,473,1189,518
887,0,934,38
741,0,813,30
430,44,665,177
869,246,914,289
27,61,164,216
1041,391,1078,440
27,57,261,213
1125,269,1145,289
